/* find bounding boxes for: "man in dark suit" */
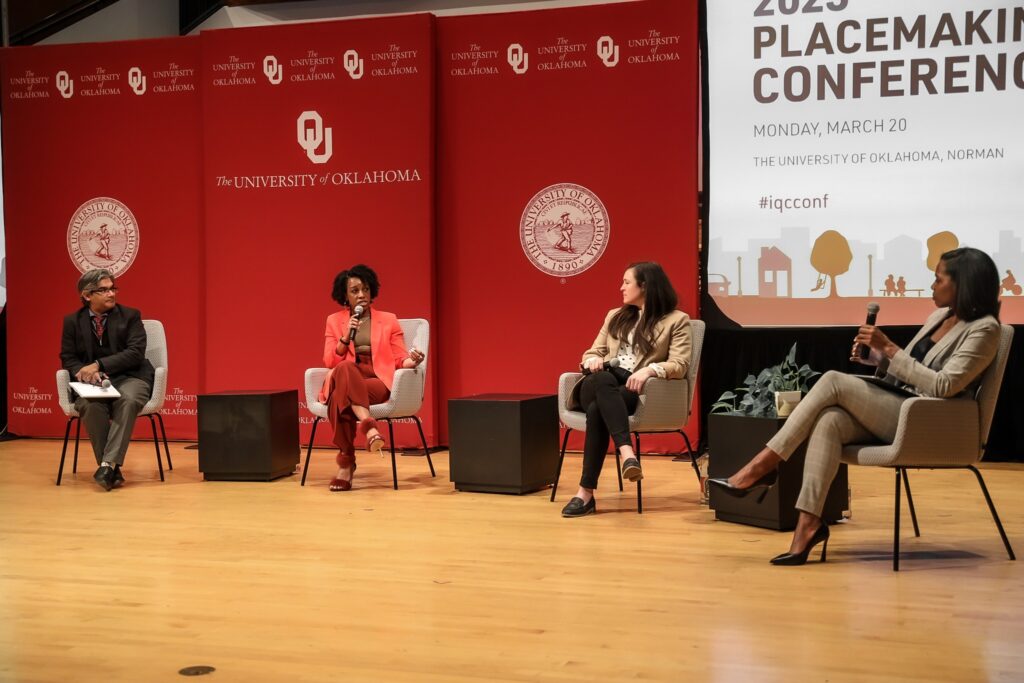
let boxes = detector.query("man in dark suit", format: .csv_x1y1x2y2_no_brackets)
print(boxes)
60,269,154,490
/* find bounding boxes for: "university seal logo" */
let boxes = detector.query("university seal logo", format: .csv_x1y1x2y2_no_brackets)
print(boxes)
520,183,609,277
67,197,140,276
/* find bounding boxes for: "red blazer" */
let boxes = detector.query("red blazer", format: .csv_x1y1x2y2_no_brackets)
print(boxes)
319,308,410,402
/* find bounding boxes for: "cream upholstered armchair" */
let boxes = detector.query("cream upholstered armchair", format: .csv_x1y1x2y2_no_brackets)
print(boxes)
301,318,433,489
550,319,706,513
841,324,1016,571
55,319,172,485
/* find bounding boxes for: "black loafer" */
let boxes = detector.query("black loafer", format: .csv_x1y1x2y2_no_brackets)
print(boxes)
111,466,125,488
621,458,643,482
93,466,115,491
561,496,596,518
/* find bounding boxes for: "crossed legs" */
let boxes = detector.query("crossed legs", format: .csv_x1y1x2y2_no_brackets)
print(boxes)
326,360,389,487
573,370,640,504
727,371,905,554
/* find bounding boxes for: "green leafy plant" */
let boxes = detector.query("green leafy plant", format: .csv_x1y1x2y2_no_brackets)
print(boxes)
710,343,820,417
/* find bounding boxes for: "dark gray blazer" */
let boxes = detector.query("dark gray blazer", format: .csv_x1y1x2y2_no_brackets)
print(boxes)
60,304,155,387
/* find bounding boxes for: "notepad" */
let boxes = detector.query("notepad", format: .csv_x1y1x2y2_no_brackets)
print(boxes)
70,382,121,399
855,375,918,398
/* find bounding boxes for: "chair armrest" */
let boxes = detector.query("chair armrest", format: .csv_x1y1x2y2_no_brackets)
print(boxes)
559,372,584,410
304,368,330,407
142,367,167,413
630,377,690,431
381,367,425,418
56,369,75,417
888,397,981,466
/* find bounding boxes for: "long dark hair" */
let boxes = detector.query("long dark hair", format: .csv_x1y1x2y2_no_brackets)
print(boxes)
941,248,1000,321
607,262,678,357
331,264,380,308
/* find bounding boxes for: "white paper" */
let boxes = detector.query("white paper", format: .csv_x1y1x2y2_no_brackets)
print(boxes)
70,381,121,399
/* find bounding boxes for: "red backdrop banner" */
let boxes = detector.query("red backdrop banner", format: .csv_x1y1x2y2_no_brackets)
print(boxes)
199,14,436,447
436,0,701,451
2,37,203,438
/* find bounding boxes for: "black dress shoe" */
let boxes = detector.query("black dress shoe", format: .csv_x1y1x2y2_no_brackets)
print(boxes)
770,522,830,566
93,466,115,491
707,471,778,500
621,458,643,482
561,496,596,518
111,466,125,488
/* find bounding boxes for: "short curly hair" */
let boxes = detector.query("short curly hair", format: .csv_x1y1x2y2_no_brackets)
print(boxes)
331,264,380,308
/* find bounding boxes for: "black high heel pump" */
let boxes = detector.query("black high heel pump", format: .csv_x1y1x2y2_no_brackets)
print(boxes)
707,471,778,503
770,522,830,566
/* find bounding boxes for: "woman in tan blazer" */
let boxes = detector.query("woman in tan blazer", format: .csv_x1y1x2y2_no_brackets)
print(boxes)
561,261,693,518
710,248,1003,564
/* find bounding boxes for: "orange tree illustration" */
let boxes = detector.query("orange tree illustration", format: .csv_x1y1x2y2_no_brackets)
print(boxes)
926,231,959,271
810,230,853,298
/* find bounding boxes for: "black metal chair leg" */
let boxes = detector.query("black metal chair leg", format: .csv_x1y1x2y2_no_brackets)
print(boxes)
156,413,173,470
149,416,165,481
635,440,643,515
57,418,74,485
679,430,701,485
387,420,398,490
413,416,435,477
893,468,902,572
301,418,320,486
901,469,920,537
551,429,571,502
968,465,1016,561
615,449,624,492
72,418,82,473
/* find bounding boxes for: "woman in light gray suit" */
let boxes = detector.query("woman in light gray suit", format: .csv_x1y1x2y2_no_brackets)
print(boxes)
710,248,1003,565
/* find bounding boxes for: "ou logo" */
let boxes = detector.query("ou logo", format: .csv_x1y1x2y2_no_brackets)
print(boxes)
597,36,619,67
296,111,333,164
128,67,147,95
343,50,364,80
263,55,283,85
56,70,74,98
507,44,528,75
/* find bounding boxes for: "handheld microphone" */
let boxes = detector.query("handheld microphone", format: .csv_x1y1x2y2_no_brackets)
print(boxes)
581,357,620,375
348,304,365,343
860,302,880,360
101,378,112,389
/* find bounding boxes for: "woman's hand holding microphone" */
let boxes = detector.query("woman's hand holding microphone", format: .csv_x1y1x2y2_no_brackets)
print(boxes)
851,325,898,366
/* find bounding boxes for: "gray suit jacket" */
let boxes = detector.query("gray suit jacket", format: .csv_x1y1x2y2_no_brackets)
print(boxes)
877,307,1000,399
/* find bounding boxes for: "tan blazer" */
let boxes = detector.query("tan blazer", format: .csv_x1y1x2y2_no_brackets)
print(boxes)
568,308,692,410
878,307,1000,398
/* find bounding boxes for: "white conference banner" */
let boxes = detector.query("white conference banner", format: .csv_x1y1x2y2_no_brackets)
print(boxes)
707,0,1024,325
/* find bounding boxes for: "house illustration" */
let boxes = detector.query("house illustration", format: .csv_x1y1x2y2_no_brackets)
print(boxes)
758,246,792,298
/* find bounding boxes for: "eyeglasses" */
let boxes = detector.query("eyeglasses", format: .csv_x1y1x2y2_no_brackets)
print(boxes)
89,287,119,295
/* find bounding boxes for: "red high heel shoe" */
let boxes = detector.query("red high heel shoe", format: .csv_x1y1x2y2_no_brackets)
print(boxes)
329,458,357,492
359,417,386,456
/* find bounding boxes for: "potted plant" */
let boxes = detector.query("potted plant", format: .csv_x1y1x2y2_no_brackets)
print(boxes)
710,343,819,417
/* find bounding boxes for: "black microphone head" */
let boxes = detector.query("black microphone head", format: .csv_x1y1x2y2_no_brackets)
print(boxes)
867,302,880,315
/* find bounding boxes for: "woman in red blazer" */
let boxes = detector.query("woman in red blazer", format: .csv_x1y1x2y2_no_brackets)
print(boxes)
320,264,424,491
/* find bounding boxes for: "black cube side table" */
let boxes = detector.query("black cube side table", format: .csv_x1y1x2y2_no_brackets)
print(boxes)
448,393,558,494
708,413,848,530
197,390,299,481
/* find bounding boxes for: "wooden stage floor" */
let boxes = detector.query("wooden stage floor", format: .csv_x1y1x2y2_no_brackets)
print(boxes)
1,439,1022,683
